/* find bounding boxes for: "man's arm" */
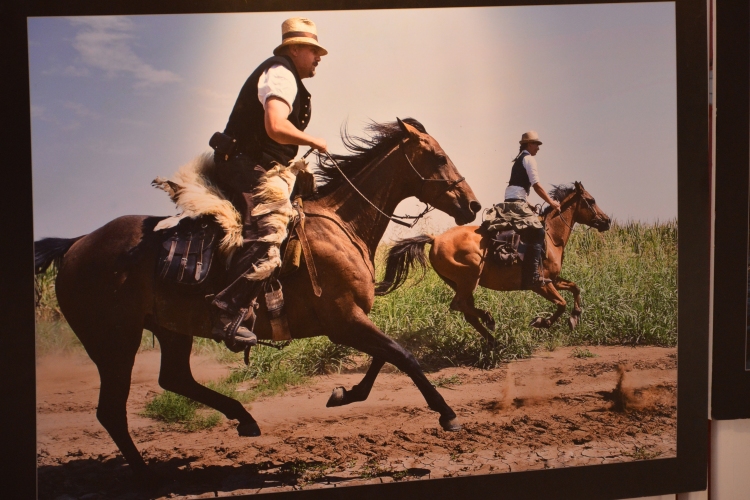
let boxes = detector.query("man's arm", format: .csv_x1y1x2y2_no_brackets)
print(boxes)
532,183,561,212
264,97,327,152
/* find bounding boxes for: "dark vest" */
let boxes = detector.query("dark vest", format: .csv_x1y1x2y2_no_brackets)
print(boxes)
508,152,532,194
223,55,311,166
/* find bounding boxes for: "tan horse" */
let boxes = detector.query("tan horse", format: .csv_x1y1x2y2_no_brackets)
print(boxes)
376,182,611,346
33,118,481,479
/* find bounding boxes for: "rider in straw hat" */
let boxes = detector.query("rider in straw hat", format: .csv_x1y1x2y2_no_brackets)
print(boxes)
501,130,560,289
208,17,329,350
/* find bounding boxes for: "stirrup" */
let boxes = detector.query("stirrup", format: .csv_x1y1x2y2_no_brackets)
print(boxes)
212,309,257,352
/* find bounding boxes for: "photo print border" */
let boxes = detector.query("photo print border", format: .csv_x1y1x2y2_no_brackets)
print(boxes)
711,0,750,420
3,0,710,497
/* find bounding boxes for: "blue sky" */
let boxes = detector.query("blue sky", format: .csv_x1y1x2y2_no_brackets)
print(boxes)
28,3,677,240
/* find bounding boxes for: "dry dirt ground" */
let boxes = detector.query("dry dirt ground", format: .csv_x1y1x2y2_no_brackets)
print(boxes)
36,345,676,499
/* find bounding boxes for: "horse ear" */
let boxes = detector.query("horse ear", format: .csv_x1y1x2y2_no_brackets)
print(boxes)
397,117,421,141
574,181,584,193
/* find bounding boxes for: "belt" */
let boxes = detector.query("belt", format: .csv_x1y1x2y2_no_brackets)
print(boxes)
504,198,527,203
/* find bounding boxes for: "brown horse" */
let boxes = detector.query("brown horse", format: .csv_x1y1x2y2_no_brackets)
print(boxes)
375,182,611,346
33,118,481,478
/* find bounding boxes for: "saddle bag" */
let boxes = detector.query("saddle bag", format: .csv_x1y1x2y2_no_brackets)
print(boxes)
489,230,524,266
156,216,220,286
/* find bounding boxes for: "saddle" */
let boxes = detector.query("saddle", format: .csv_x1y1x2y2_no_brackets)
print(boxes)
156,215,220,286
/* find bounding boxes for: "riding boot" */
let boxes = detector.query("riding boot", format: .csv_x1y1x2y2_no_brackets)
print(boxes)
521,242,550,290
210,241,271,351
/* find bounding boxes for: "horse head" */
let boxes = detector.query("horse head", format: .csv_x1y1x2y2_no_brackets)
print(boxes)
396,118,481,225
570,181,611,232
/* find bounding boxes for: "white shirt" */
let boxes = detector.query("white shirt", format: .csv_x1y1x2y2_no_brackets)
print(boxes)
504,150,541,201
257,64,297,115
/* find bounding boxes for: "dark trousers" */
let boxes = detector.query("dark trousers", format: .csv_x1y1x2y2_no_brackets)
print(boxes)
212,155,272,314
520,226,546,286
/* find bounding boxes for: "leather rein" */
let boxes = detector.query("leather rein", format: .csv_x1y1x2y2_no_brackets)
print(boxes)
318,141,465,228
546,190,606,243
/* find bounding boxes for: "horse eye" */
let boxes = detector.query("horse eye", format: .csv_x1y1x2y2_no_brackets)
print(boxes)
589,198,596,204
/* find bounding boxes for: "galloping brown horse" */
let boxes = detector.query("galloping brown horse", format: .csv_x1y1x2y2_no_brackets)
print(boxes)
376,182,611,346
34,118,481,478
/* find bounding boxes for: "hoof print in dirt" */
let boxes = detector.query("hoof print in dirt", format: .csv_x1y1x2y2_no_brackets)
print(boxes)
326,387,347,407
439,417,462,432
237,421,261,437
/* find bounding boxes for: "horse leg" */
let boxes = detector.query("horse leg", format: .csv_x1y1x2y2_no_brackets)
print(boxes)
329,314,461,431
326,357,386,407
153,328,261,436
450,293,497,346
554,278,582,329
529,283,568,329
439,273,497,345
87,326,150,477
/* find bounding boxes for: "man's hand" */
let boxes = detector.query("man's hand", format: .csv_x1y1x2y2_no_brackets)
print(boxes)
548,200,561,212
309,137,327,153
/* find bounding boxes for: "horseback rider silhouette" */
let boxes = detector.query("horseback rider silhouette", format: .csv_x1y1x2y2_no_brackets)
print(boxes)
209,17,329,350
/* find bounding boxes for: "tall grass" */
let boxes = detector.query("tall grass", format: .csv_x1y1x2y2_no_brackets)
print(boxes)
34,219,677,374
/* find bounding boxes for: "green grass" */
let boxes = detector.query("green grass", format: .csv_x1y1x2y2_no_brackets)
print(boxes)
141,390,222,431
571,347,598,359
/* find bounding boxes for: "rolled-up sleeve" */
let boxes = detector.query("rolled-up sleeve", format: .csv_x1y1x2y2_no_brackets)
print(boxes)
523,155,540,185
257,64,297,115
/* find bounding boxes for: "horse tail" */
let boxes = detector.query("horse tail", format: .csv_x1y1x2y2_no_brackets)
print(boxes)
34,236,84,275
375,234,434,296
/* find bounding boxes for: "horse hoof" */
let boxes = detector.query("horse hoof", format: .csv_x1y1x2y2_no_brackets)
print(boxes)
326,387,347,407
237,420,261,437
568,316,579,330
439,417,462,432
529,317,545,329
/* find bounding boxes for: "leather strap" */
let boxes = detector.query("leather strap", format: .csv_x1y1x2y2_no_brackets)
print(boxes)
295,210,322,297
160,239,177,279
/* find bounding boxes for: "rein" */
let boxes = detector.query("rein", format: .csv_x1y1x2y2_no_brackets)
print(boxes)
545,190,607,245
320,141,464,228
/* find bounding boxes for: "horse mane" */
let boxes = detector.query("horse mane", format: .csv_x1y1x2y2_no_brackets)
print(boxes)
311,118,428,198
541,184,576,216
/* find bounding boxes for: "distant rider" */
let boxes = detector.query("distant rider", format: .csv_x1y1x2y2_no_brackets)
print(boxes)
502,130,560,289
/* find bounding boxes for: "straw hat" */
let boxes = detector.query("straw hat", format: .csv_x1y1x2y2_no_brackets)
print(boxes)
273,17,328,56
519,130,543,145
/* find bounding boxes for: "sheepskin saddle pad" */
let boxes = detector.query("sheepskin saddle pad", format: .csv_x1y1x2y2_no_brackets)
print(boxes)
151,152,308,286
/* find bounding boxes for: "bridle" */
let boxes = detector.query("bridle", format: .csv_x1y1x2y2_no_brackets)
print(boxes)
317,139,466,228
547,189,607,232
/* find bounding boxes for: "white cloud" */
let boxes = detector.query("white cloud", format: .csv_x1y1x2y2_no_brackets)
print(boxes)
67,16,181,88
63,101,100,119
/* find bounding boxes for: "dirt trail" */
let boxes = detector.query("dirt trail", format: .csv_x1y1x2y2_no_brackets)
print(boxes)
36,346,676,499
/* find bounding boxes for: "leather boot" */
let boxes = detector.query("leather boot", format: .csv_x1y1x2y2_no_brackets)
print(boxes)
522,242,550,289
211,309,257,352
211,277,263,351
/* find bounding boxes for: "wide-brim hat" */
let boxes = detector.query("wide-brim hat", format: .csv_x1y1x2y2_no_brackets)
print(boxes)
519,130,542,145
273,17,328,56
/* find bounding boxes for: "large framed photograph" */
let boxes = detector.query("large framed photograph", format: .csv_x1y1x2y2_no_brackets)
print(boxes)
711,0,750,420
6,0,709,498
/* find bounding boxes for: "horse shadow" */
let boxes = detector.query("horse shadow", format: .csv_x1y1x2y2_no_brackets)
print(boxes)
38,456,432,499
